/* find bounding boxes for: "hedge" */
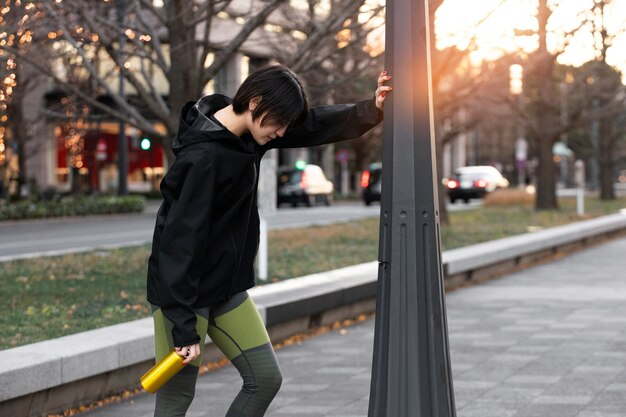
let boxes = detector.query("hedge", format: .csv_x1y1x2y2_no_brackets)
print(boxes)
0,195,146,221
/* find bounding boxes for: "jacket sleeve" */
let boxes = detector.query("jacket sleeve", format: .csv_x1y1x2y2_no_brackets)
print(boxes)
157,149,216,347
263,98,383,150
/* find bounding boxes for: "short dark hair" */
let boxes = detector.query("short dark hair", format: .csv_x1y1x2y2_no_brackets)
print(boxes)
232,65,310,127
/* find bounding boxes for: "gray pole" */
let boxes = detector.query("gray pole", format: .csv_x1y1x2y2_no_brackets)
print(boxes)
258,149,278,281
117,0,128,195
559,80,569,187
589,98,599,190
368,0,456,416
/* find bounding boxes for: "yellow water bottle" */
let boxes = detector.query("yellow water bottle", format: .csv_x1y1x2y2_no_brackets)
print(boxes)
140,350,186,393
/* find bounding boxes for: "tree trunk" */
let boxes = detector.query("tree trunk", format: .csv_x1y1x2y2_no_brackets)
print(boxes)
70,167,82,195
535,131,558,209
7,94,29,199
595,1,615,201
599,122,615,200
164,0,199,166
16,143,28,197
533,59,559,211
533,0,558,210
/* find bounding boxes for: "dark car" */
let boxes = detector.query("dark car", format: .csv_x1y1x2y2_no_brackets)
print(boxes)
361,162,382,206
277,164,334,207
445,165,510,203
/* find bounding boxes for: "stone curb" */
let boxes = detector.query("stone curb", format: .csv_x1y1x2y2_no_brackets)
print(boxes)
1,211,625,415
442,211,626,275
0,263,379,403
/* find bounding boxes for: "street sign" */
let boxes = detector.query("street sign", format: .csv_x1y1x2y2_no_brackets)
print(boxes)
515,137,528,161
336,149,350,163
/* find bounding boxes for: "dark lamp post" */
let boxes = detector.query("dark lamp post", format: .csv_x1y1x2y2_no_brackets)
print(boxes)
367,0,457,416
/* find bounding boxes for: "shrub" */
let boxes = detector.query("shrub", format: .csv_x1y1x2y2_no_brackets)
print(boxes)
0,195,146,221
483,189,535,207
130,190,163,200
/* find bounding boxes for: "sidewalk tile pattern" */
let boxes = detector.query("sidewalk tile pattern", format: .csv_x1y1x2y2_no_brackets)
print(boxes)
82,236,626,417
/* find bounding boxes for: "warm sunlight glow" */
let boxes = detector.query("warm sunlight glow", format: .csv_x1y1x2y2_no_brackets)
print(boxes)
437,0,537,57
509,64,523,94
436,0,626,78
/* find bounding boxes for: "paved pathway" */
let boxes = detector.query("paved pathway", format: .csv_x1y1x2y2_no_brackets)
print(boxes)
83,236,626,417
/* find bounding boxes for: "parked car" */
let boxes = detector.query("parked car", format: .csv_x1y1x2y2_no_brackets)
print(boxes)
277,164,334,207
445,165,509,203
361,162,382,206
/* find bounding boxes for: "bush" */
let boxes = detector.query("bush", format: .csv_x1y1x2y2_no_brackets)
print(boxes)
483,189,535,207
0,195,146,221
130,190,163,200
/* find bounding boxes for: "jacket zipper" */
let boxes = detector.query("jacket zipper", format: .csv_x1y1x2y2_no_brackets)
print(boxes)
228,158,258,297
229,227,241,294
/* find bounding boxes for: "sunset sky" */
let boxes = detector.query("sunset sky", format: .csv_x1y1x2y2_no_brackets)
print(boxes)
435,0,626,76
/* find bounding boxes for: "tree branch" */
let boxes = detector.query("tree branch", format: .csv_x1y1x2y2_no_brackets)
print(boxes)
201,0,287,87
0,44,161,139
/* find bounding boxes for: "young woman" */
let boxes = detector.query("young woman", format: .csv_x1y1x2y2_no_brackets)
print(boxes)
147,65,392,417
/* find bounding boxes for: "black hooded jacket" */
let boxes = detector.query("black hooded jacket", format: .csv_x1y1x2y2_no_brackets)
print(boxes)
147,94,383,347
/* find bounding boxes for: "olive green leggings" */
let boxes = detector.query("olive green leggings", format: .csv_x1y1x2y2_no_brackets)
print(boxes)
152,292,282,417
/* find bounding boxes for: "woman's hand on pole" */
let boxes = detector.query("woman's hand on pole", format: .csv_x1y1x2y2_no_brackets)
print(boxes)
375,70,393,111
175,343,201,364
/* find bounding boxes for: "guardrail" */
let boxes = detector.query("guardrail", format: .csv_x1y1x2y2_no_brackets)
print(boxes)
2,211,625,417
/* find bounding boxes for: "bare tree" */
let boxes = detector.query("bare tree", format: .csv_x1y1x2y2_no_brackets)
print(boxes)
1,0,400,174
588,0,625,199
0,0,43,198
269,0,485,213
260,0,386,191
515,0,625,208
0,0,292,165
268,8,384,113
4,60,45,196
429,0,514,223
522,0,560,209
566,60,626,200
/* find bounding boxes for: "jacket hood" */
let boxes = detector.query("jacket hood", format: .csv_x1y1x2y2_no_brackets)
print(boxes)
171,94,238,155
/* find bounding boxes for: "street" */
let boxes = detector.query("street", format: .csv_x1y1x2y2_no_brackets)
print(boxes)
0,200,479,262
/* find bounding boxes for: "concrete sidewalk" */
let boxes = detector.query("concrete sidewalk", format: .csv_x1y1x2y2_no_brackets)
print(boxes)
82,236,626,417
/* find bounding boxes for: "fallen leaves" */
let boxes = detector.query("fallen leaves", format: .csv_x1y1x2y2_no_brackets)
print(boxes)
272,313,372,350
45,312,374,416
46,387,143,417
125,303,149,313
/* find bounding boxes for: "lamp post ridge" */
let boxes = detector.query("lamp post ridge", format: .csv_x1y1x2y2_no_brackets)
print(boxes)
367,0,456,416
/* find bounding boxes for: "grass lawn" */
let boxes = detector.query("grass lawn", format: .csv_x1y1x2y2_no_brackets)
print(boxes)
1,195,624,349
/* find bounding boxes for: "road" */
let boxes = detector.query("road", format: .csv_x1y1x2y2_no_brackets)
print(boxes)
0,200,479,262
